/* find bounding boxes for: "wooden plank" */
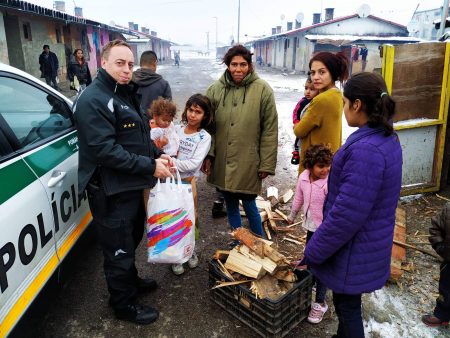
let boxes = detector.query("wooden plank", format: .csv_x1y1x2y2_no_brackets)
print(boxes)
390,207,407,281
211,280,251,289
256,199,272,210
238,244,278,274
216,259,235,281
263,221,272,240
274,209,289,222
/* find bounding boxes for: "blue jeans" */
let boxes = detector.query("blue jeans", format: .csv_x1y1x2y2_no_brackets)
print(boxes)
222,191,263,237
332,292,364,338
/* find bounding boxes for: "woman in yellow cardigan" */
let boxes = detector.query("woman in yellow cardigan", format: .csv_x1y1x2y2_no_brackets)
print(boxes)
294,52,349,173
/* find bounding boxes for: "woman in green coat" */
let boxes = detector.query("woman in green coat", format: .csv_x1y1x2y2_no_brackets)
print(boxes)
203,45,278,237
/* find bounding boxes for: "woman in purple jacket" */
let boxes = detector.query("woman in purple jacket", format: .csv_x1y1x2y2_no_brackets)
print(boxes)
303,72,402,338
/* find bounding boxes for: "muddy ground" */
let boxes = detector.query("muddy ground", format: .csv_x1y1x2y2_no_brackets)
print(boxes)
11,55,450,338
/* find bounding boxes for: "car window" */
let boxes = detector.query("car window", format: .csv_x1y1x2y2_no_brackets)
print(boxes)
0,76,73,155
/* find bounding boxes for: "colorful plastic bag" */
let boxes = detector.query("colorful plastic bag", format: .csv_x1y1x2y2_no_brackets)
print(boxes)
146,170,195,264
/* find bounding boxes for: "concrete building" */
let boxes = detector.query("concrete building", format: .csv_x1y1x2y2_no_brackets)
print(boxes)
408,6,449,40
0,0,132,80
248,11,420,74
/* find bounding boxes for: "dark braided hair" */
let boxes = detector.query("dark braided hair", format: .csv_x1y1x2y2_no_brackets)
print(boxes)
302,144,333,170
343,72,396,135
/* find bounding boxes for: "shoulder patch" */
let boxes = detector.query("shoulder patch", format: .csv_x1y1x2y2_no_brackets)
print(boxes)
107,98,114,113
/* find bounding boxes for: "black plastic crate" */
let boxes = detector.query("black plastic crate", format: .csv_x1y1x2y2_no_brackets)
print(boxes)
208,259,313,338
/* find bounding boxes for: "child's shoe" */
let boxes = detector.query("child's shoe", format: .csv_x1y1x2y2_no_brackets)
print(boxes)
307,302,328,324
291,151,300,165
171,263,185,275
188,252,199,269
422,314,449,327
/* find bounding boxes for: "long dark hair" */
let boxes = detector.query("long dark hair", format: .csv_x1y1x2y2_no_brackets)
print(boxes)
309,52,348,84
343,72,396,135
182,94,215,134
73,48,85,63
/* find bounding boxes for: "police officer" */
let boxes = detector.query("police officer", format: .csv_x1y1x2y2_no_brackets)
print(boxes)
75,40,172,325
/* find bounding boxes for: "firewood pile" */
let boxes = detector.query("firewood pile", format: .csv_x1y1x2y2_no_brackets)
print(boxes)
212,227,302,301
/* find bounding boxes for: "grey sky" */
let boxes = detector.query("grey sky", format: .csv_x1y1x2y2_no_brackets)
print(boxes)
30,0,444,47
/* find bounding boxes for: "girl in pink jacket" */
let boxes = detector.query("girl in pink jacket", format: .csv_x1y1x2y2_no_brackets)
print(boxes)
287,144,333,324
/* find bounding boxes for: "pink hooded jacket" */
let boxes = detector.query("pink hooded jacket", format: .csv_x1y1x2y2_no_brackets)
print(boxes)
288,168,328,231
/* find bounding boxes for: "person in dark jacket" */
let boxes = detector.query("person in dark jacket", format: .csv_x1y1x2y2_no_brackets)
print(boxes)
68,48,92,91
74,40,173,325
132,50,172,114
422,203,450,327
39,44,59,90
303,72,402,338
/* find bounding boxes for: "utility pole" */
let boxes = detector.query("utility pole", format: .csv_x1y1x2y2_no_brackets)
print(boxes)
206,31,210,52
439,0,450,38
237,0,240,44
213,16,218,50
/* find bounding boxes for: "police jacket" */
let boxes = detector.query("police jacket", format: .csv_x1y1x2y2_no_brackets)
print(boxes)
74,68,162,196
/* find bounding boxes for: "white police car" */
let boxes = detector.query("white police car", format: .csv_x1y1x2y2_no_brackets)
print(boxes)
0,63,91,336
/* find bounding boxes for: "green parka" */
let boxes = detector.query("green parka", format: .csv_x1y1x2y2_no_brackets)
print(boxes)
206,70,278,195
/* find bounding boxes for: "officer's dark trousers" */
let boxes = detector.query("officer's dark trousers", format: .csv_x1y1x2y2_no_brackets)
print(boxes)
87,184,145,310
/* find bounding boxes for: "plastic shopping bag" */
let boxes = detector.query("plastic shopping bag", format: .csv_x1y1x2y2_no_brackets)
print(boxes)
146,170,195,264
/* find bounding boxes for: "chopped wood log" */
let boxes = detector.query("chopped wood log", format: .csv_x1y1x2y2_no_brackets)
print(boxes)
217,259,235,281
238,244,278,274
256,198,272,210
274,226,296,233
260,211,268,223
274,269,298,282
250,275,283,300
225,247,266,279
274,209,289,222
263,221,272,240
282,237,303,245
393,240,442,260
264,206,274,219
279,189,294,204
232,228,289,265
286,221,302,228
279,280,295,292
211,280,252,289
213,250,230,261
267,186,279,208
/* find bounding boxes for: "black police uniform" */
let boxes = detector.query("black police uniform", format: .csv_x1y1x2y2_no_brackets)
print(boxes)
74,68,161,311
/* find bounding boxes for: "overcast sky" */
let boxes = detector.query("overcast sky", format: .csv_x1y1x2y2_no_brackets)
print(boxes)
29,0,445,47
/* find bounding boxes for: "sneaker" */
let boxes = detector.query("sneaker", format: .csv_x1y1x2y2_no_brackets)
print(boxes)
171,263,185,275
291,151,300,165
422,314,449,327
307,302,328,324
188,252,199,269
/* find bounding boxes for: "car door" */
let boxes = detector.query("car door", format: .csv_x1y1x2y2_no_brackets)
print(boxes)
0,71,90,336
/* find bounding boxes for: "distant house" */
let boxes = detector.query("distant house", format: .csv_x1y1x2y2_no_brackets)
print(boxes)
122,23,172,63
408,6,449,40
248,11,421,74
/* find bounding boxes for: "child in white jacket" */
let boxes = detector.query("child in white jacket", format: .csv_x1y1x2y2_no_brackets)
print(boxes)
171,94,215,275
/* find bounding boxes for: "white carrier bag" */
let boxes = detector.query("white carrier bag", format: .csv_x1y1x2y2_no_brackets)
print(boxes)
146,169,195,264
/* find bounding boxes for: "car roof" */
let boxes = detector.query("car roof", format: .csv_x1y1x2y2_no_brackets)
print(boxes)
0,62,72,105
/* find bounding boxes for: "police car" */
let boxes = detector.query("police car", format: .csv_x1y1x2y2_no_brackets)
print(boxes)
0,63,91,336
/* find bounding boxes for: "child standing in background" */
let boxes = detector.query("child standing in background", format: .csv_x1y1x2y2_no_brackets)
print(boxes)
171,93,214,276
291,76,318,165
149,97,179,157
422,202,450,327
288,144,333,324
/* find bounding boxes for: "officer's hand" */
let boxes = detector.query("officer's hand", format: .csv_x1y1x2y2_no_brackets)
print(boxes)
159,154,174,167
154,158,172,178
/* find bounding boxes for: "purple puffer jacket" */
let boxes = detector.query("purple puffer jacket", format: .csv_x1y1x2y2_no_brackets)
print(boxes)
304,125,402,294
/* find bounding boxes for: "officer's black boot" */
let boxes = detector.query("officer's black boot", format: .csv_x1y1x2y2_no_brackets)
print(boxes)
115,304,159,325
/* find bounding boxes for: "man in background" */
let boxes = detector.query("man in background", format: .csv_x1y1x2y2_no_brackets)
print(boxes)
133,50,172,114
39,44,59,90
